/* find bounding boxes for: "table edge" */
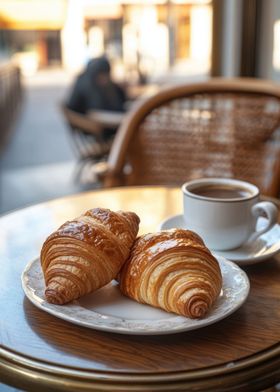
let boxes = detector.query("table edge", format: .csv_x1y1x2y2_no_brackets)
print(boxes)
1,188,280,390
1,343,280,390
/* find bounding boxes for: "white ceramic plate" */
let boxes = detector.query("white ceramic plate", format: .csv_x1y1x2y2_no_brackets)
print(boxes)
159,215,280,266
22,256,249,335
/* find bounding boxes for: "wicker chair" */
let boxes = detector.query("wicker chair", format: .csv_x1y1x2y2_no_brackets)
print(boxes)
61,105,114,181
100,78,280,197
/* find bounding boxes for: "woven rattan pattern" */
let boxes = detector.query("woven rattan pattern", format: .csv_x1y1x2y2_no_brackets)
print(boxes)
115,91,280,196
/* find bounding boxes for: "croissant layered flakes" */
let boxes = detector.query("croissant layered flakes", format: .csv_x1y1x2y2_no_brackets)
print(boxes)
119,229,222,319
41,208,140,304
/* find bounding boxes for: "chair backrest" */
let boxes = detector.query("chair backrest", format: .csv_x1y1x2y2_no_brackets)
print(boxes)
103,78,280,197
60,104,112,160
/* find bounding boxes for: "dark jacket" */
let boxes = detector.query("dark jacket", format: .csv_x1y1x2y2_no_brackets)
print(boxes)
66,57,126,115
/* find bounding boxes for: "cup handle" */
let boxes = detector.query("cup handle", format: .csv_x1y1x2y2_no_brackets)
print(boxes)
248,201,278,243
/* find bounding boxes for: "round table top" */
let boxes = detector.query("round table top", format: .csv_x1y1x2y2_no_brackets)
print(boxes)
0,186,280,392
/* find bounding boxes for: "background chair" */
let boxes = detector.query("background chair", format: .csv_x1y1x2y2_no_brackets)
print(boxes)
101,78,280,197
61,105,114,182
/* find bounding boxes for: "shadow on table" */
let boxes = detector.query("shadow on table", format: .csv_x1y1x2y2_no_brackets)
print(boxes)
23,293,250,373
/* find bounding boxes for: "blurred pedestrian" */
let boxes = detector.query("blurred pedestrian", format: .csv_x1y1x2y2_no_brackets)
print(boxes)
66,56,126,115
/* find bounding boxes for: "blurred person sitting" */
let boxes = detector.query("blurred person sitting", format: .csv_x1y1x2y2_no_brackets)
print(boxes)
66,56,126,140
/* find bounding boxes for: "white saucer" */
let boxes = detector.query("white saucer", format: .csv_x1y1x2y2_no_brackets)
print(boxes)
159,215,280,266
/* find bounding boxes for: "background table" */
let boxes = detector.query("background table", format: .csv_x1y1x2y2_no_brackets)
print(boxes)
0,186,280,391
88,110,124,129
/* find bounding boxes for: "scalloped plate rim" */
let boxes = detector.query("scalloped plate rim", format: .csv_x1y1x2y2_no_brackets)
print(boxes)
21,256,250,335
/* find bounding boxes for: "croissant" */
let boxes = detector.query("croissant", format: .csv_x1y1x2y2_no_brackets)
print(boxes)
119,228,222,319
41,208,140,305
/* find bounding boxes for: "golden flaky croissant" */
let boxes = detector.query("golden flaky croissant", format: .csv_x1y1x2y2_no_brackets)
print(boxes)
119,229,222,319
41,208,140,304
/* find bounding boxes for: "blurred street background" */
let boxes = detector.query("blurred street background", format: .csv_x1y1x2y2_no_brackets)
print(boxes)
0,68,82,213
2,1,280,390
0,0,212,214
1,0,280,215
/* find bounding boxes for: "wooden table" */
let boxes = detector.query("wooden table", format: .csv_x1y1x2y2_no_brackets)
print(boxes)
0,186,280,392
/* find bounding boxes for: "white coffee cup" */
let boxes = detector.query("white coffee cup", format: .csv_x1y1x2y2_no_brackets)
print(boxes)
182,178,278,251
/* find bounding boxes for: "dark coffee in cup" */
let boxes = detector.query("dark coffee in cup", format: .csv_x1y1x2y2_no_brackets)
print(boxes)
182,178,278,250
191,184,252,200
